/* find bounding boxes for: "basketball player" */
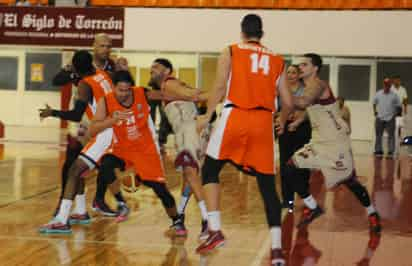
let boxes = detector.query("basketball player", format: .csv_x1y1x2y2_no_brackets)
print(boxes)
41,33,124,217
288,53,381,235
196,14,293,266
39,50,118,234
148,58,209,239
88,70,183,231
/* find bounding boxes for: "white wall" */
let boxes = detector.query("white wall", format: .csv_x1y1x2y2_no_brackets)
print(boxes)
125,9,411,57
0,49,61,141
2,8,412,142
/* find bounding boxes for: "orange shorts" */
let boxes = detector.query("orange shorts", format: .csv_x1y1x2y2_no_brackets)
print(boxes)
206,106,275,175
111,140,165,183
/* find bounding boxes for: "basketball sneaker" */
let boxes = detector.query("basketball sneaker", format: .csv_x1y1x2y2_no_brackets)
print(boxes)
170,214,187,237
368,212,382,235
297,206,324,228
39,218,71,234
196,230,225,254
92,199,117,217
115,202,130,223
69,212,91,225
271,248,285,266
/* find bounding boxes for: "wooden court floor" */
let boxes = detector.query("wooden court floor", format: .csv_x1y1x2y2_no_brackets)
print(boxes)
0,140,411,266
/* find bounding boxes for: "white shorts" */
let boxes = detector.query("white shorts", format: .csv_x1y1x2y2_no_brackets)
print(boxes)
292,142,354,189
79,128,113,169
164,101,202,171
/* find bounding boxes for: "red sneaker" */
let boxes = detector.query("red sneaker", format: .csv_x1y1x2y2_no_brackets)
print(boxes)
271,248,285,266
297,206,324,228
39,218,71,234
92,199,117,217
368,212,382,235
69,213,91,225
196,230,225,254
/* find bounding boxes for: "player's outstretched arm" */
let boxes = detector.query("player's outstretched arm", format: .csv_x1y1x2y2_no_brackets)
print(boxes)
38,82,91,122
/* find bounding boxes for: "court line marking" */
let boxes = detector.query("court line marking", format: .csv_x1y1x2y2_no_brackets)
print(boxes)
250,233,270,266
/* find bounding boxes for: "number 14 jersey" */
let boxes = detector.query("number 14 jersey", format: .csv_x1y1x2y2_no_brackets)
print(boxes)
227,41,284,112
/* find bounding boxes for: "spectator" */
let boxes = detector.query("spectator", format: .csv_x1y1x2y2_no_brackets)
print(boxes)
391,75,408,154
373,78,401,157
391,75,408,115
277,64,311,210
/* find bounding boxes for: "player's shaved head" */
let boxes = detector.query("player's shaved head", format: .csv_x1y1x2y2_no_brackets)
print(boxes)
93,33,112,61
93,33,111,46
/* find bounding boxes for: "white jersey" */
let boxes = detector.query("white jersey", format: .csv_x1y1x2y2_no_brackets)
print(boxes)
391,85,408,103
307,98,350,144
293,90,354,188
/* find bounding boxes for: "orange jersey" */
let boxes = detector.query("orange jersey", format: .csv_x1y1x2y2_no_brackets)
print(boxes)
226,42,285,111
105,87,151,151
82,69,113,120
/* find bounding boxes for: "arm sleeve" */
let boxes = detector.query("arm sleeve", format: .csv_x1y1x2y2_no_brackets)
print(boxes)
51,100,87,122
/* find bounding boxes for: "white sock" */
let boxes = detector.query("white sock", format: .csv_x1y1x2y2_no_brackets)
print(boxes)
303,195,317,210
207,211,221,231
270,227,282,249
177,195,190,215
366,205,376,216
198,200,208,221
72,194,87,214
56,199,73,224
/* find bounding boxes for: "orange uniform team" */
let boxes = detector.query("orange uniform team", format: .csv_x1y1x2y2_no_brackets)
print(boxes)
86,71,184,229
195,14,293,266
39,50,121,233
35,13,383,266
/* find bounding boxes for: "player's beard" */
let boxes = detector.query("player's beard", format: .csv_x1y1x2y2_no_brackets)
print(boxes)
148,77,161,90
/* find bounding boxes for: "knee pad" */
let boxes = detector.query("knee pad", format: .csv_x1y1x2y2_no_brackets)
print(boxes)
201,156,224,185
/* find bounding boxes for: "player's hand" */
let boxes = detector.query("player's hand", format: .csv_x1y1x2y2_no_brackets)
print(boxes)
38,104,53,120
115,57,129,71
288,120,301,132
275,123,285,135
196,114,210,133
274,115,285,134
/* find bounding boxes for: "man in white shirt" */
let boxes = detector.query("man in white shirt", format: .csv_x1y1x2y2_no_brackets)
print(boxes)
391,75,408,155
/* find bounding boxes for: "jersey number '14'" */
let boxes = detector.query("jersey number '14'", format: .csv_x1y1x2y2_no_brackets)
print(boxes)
250,53,270,75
